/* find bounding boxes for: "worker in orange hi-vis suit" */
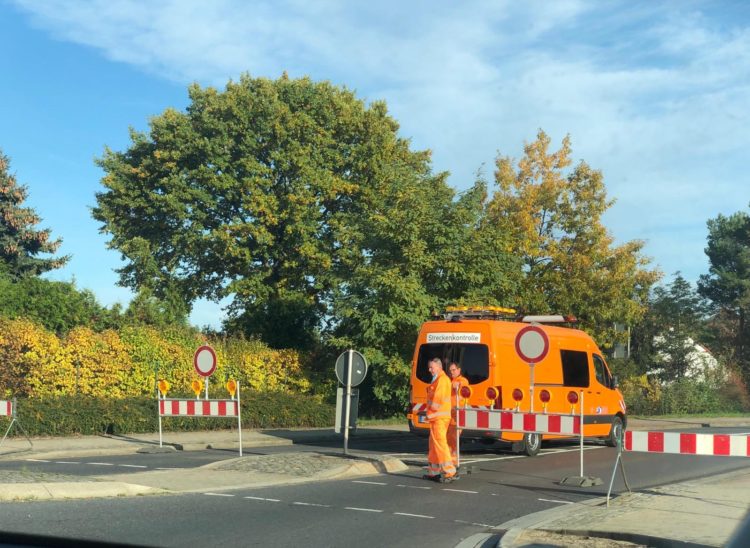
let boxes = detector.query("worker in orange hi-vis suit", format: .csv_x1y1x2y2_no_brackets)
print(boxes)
447,362,469,476
423,357,456,483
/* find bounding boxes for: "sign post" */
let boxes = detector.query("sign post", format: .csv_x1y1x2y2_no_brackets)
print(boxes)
334,350,368,456
514,325,549,412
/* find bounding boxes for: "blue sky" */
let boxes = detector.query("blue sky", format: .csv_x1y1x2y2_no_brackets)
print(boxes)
2,0,749,328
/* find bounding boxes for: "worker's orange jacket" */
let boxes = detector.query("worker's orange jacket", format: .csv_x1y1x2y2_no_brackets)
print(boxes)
426,370,451,421
450,374,469,425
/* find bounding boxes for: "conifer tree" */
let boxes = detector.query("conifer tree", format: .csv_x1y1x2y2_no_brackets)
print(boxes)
0,149,69,278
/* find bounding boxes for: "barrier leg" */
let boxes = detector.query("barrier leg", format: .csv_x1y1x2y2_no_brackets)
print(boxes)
0,419,15,448
0,399,33,450
606,429,631,507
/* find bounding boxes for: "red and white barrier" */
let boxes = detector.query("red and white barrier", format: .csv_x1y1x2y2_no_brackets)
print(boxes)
457,407,580,435
625,430,750,457
157,382,243,456
0,398,33,450
159,399,239,417
0,400,12,417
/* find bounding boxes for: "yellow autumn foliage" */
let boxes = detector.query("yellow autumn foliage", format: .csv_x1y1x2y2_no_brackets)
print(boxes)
0,318,311,399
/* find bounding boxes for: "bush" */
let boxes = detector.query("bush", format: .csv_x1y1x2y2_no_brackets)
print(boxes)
6,392,334,437
621,371,750,415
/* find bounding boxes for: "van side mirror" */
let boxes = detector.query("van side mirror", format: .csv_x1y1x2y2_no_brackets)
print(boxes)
612,376,619,389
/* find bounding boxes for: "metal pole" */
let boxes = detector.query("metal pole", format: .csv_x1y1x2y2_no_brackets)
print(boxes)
236,381,243,457
579,390,584,477
343,349,353,456
455,389,460,469
529,363,535,412
158,389,163,448
205,377,209,400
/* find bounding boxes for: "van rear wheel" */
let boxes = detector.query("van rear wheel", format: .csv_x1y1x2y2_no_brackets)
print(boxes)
606,416,624,447
513,433,541,456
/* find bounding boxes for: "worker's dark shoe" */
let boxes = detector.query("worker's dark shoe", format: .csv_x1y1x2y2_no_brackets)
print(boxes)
422,474,440,482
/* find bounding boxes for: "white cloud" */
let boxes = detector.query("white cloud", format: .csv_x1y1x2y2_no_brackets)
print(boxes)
12,0,750,290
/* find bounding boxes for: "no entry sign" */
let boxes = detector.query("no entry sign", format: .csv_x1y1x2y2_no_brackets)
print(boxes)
514,325,549,364
193,345,217,377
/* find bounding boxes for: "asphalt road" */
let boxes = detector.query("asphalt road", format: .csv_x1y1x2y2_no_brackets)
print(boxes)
1,428,749,547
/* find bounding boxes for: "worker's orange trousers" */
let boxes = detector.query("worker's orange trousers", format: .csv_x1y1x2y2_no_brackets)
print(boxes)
447,423,462,469
427,418,456,477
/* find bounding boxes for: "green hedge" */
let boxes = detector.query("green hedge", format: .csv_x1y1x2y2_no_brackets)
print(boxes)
4,392,335,437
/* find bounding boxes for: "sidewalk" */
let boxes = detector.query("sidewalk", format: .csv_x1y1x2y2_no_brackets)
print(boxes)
0,421,748,547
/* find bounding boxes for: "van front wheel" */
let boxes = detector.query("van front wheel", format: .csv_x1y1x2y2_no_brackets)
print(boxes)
513,433,541,456
606,416,624,447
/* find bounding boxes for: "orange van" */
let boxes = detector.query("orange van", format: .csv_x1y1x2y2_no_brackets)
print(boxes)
407,307,626,455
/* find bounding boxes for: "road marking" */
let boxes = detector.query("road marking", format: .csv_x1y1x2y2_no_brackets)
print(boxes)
244,496,281,502
118,464,147,468
394,512,434,519
460,455,525,463
89,462,114,466
396,484,431,490
54,461,79,464
345,507,383,513
455,519,494,527
538,498,573,504
204,493,234,497
293,502,331,507
442,488,478,494
352,480,387,485
25,459,50,463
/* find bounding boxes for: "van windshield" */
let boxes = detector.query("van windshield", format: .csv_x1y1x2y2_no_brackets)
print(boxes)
416,343,489,384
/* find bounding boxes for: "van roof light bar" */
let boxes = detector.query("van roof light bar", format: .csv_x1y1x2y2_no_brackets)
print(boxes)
442,305,517,320
521,314,577,324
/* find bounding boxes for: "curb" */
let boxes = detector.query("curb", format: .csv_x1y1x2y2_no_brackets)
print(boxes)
501,527,713,548
0,481,167,502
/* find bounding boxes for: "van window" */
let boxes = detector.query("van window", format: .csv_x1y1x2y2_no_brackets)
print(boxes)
593,354,612,388
561,350,590,387
416,344,489,384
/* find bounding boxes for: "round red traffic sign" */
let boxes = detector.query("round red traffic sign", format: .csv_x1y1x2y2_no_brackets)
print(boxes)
193,345,217,377
514,325,549,364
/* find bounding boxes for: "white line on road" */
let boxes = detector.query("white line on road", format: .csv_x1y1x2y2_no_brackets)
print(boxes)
396,484,431,490
352,480,387,485
88,462,114,466
394,512,434,519
244,496,281,502
442,488,478,494
538,498,574,504
454,519,495,527
25,459,50,462
345,507,383,513
54,461,79,464
293,502,331,507
118,464,148,468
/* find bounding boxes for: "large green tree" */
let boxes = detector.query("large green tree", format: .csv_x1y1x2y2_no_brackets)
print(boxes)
698,207,750,381
632,273,710,381
487,130,660,349
0,149,69,278
93,74,521,412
